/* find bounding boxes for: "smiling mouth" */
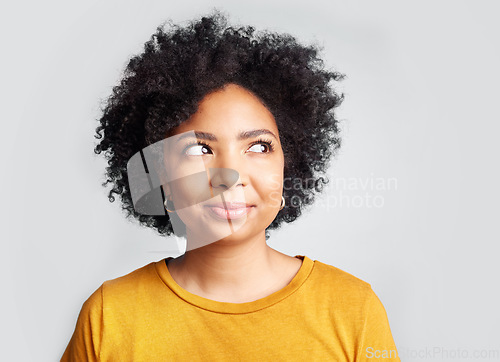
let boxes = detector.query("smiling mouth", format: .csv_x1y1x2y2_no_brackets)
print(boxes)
204,202,254,220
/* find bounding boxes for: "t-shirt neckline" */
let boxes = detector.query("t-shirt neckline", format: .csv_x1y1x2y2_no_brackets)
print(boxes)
154,255,314,314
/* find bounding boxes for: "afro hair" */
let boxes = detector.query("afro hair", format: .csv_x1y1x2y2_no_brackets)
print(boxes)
94,11,344,238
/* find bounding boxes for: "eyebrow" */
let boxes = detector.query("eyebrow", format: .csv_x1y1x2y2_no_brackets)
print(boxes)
175,129,278,143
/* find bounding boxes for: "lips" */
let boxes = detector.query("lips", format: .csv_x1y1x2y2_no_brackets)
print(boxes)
204,202,254,220
206,202,251,209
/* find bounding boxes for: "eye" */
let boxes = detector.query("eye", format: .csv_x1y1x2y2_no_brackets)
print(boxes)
184,142,213,156
247,139,274,153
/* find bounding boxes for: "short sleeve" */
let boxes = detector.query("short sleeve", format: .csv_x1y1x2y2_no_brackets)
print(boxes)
356,289,400,361
61,285,103,362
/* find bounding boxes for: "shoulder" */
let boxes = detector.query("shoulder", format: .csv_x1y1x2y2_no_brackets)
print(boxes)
94,261,167,304
303,258,387,317
104,261,157,286
308,258,373,297
305,258,396,344
77,262,159,310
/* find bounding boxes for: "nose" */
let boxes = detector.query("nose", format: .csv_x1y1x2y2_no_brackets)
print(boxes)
209,168,241,189
208,153,248,190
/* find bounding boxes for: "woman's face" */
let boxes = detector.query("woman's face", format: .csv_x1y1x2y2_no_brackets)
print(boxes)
163,84,285,249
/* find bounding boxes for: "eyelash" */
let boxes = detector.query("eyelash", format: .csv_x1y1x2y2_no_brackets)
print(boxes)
183,141,212,155
250,138,275,153
183,138,275,154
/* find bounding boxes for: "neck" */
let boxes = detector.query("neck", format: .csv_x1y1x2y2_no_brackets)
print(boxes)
168,231,299,302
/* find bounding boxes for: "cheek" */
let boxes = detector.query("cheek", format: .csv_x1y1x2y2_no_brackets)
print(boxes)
262,155,284,201
256,171,284,208
169,176,211,210
164,159,212,209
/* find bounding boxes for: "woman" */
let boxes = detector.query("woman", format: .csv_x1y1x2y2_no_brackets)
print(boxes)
62,12,400,361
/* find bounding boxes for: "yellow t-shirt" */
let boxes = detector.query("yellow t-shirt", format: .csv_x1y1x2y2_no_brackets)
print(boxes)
61,255,400,361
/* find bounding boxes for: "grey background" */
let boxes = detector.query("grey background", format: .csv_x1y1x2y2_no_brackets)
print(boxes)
2,0,499,361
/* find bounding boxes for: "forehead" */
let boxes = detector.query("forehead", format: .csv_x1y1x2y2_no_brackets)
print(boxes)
173,84,279,137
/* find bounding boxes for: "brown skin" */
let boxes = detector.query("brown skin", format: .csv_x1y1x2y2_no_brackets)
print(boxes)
165,84,302,303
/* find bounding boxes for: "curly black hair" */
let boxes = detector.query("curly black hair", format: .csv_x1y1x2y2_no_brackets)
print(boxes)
94,11,344,238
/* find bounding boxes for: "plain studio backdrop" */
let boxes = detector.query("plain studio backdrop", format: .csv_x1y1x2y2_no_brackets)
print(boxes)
1,1,499,361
